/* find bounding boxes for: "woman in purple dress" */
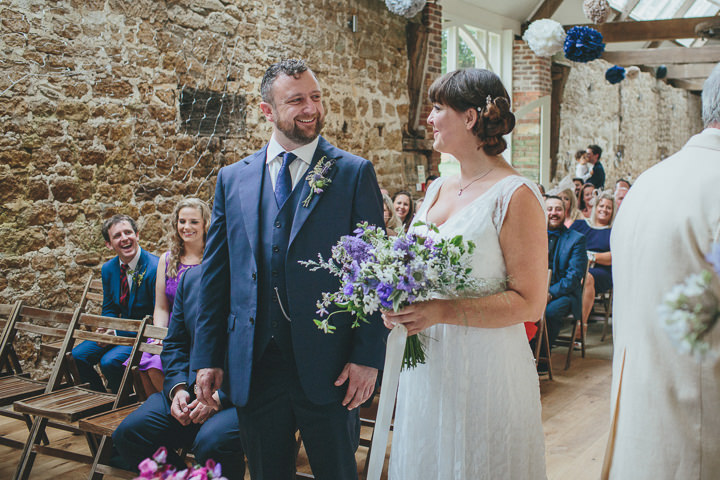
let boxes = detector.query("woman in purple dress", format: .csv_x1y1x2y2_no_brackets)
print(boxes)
139,197,211,395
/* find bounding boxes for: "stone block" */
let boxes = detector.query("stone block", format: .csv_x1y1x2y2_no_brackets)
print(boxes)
31,254,57,272
0,150,31,168
2,9,31,33
26,202,56,226
75,252,102,266
93,78,133,98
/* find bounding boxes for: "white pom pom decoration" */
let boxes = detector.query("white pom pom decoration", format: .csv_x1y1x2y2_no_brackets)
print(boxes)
523,19,566,57
583,0,611,24
385,0,426,18
626,66,641,79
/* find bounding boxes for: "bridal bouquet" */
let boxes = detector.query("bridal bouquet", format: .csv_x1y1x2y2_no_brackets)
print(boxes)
658,243,720,359
300,221,481,369
134,447,227,480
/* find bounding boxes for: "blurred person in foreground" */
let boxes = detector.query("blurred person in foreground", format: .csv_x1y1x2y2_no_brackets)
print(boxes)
603,63,720,479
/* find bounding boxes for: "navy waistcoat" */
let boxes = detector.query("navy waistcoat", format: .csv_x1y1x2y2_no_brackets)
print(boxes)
255,163,304,360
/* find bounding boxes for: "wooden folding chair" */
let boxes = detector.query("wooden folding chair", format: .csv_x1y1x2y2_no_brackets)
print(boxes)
40,275,104,362
12,313,147,480
0,301,22,375
555,262,591,370
0,304,79,450
594,289,613,341
534,270,554,380
80,322,167,480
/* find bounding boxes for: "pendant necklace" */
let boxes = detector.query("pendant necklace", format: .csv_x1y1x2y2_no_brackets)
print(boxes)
457,167,494,196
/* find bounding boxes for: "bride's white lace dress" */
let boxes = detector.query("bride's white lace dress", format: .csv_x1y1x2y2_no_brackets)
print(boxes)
389,175,547,480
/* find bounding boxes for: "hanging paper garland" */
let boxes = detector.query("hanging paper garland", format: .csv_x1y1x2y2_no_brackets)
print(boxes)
522,19,566,57
563,26,605,63
385,0,426,18
583,0,612,24
626,66,641,79
605,65,625,84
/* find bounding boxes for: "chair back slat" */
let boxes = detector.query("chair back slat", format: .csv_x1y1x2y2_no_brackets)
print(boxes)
140,343,163,356
144,325,168,341
73,330,136,347
78,274,104,314
79,313,144,334
18,306,75,326
13,323,67,339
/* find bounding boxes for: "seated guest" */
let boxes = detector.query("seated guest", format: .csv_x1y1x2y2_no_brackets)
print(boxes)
615,178,631,192
131,198,210,396
382,193,403,236
392,190,414,233
572,177,584,199
544,196,588,348
113,266,245,479
72,215,158,393
578,182,596,218
559,188,583,228
614,178,631,210
615,186,629,210
536,183,546,196
570,191,615,337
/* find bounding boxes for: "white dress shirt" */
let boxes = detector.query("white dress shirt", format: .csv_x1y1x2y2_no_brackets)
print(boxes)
265,135,319,191
121,247,142,292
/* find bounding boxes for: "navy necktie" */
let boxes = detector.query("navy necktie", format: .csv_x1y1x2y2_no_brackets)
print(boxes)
275,152,296,207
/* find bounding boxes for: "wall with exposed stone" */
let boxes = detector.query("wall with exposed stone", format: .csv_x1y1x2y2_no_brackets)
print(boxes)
554,59,703,188
0,0,413,375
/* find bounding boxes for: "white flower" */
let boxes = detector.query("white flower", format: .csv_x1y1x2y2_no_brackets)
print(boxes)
523,19,566,57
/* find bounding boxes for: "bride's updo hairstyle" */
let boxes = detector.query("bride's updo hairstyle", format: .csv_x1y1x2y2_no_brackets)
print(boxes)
428,68,515,156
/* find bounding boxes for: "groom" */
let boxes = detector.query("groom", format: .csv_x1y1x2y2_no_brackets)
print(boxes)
192,59,387,480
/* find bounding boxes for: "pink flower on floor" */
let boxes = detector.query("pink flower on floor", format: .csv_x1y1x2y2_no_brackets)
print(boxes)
133,447,227,480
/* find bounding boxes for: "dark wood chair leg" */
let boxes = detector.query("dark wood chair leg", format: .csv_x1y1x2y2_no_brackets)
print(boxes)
13,416,48,480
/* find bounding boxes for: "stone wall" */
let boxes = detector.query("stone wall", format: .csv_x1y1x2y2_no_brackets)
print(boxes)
0,0,411,316
554,59,703,187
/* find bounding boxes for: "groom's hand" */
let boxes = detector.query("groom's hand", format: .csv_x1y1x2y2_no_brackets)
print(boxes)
195,367,223,409
335,363,377,410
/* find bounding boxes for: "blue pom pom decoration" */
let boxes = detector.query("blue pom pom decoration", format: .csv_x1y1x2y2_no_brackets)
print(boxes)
656,65,667,79
563,26,605,63
605,65,625,84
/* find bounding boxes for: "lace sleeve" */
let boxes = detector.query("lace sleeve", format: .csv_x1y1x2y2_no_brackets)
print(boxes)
492,176,546,234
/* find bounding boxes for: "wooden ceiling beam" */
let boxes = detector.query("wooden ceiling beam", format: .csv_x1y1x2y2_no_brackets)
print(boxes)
665,63,717,79
567,16,720,43
619,0,642,21
601,46,720,66
668,79,704,91
529,0,565,23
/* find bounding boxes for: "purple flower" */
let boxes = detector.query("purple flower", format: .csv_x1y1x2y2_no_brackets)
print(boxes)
152,447,168,464
343,283,354,296
707,242,720,276
138,458,158,478
377,282,394,308
341,236,372,263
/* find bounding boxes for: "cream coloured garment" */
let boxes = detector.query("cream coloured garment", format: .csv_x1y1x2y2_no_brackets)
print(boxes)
608,128,720,479
389,175,547,480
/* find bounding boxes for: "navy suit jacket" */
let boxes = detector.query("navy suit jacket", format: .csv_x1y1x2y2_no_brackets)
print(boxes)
162,266,231,408
101,248,159,336
191,136,388,407
588,161,605,189
549,228,587,321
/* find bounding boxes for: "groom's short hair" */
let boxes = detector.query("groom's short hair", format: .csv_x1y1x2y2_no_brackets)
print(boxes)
261,59,314,105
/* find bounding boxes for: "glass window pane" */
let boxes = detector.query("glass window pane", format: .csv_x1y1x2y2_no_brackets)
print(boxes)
488,33,501,73
607,0,629,10
631,0,687,20
458,37,476,70
684,0,720,17
441,29,448,74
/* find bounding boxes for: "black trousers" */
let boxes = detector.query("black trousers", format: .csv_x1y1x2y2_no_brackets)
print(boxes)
236,342,360,480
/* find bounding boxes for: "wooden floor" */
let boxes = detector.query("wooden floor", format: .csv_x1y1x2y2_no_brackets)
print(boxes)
0,322,613,480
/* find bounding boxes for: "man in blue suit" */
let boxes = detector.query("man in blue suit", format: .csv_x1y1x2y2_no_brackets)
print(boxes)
113,266,244,479
544,196,588,347
72,215,158,393
192,59,387,480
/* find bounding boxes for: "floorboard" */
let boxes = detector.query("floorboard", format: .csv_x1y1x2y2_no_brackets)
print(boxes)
0,321,613,480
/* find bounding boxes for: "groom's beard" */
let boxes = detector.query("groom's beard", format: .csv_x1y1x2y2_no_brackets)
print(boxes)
276,114,324,145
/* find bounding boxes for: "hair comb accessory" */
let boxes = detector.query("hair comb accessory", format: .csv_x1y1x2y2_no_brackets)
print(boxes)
486,95,493,107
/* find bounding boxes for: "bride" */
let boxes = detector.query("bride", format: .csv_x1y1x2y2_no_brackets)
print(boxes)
383,68,547,479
